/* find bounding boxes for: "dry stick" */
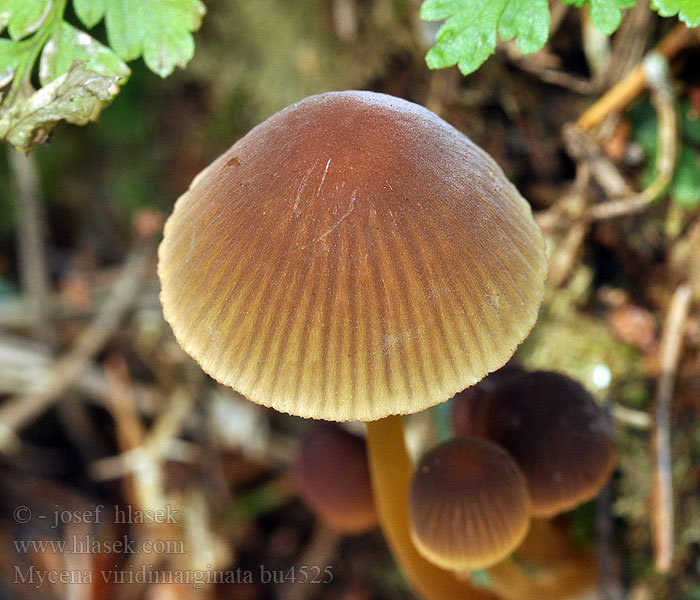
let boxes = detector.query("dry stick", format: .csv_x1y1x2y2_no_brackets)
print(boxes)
597,400,621,600
546,163,591,287
279,524,341,600
104,358,162,600
100,372,199,600
607,1,653,87
508,51,597,94
8,149,55,344
586,52,677,220
611,403,651,430
651,285,691,573
538,159,597,286
597,480,620,600
105,354,148,451
91,383,197,493
577,23,695,132
103,354,150,519
0,333,162,417
0,241,155,453
562,123,633,199
581,8,612,84
544,52,677,236
504,4,595,96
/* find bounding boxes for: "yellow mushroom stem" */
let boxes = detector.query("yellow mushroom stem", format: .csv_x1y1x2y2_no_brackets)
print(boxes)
503,514,598,597
488,555,597,600
515,517,582,564
366,415,598,600
366,415,496,600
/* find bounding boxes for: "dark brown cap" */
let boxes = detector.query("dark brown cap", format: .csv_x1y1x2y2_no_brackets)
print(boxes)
158,91,546,421
451,362,526,437
295,424,376,533
477,370,616,517
409,437,530,570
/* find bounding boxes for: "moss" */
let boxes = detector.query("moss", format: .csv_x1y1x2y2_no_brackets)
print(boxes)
517,301,641,396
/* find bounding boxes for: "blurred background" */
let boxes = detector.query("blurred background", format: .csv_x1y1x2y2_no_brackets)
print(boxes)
1,1,700,599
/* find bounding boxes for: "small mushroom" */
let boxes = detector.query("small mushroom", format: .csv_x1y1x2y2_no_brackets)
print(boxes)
475,370,616,517
409,437,531,571
295,424,376,533
451,362,525,438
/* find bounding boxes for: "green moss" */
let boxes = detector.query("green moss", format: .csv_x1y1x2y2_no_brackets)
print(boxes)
517,301,641,395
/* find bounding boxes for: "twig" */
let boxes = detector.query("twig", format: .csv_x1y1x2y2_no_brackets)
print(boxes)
651,285,691,573
104,354,148,451
596,400,621,600
546,164,591,287
586,52,678,220
508,52,598,95
577,23,695,131
607,2,653,87
90,382,196,497
563,123,633,199
8,148,54,344
0,284,161,329
549,2,570,38
279,524,341,600
501,5,594,95
597,480,620,600
545,54,677,233
0,333,162,420
582,8,612,84
0,240,155,453
611,404,651,430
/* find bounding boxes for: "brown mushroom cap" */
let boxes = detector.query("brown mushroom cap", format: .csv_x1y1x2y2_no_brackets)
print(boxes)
158,91,547,421
295,424,376,533
409,437,531,571
478,370,616,517
451,362,526,437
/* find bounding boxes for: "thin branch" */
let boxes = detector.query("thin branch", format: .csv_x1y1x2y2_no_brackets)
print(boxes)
279,524,341,600
543,54,677,233
597,400,621,600
651,285,691,573
577,23,695,131
0,240,155,453
8,148,54,344
586,52,678,220
606,1,653,87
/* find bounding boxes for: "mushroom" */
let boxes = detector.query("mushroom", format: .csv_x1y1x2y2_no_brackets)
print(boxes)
295,424,376,534
406,433,599,600
451,362,525,438
473,370,616,517
408,437,531,571
158,91,547,600
457,369,615,599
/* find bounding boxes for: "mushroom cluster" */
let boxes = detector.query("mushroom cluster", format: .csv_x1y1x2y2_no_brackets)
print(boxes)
406,367,616,598
156,91,596,599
